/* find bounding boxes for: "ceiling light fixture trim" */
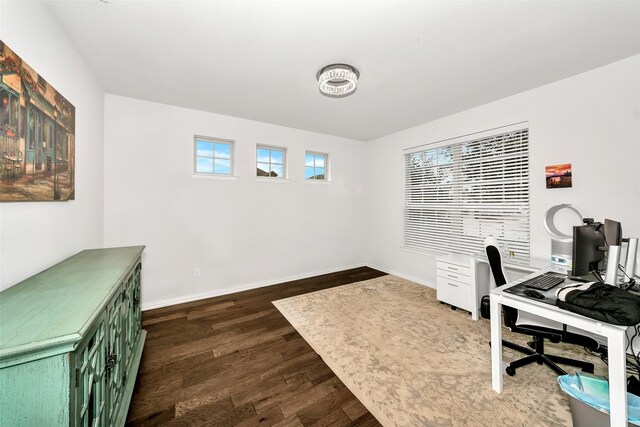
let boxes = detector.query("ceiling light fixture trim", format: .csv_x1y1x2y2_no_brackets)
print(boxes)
316,63,360,98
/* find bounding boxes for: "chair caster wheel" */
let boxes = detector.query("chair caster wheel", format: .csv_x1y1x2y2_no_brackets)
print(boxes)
506,366,516,376
451,306,457,311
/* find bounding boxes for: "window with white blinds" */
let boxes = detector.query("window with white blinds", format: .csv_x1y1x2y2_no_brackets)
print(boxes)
404,128,530,263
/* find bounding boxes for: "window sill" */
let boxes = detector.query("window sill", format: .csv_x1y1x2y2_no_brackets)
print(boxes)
304,179,331,185
255,177,290,183
191,174,238,181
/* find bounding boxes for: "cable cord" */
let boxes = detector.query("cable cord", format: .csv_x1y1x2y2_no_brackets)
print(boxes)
631,325,640,374
583,325,640,378
590,269,605,284
619,264,637,290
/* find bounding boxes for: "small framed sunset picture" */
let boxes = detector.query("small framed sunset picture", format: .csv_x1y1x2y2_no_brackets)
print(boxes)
545,163,572,189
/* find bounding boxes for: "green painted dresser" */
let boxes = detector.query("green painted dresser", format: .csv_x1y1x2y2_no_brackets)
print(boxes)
0,246,147,426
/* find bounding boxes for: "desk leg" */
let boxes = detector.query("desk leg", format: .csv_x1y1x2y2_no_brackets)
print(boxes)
490,293,503,393
471,259,478,321
608,329,628,427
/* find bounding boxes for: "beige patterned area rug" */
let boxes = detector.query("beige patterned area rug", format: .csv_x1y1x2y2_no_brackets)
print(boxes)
273,275,607,427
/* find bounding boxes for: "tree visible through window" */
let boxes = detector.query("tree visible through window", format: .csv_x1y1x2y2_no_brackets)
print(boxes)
404,128,530,263
305,152,327,180
256,145,286,178
194,136,233,175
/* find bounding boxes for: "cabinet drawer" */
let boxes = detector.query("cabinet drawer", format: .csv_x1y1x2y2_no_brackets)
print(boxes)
436,269,472,284
436,261,471,276
437,278,472,310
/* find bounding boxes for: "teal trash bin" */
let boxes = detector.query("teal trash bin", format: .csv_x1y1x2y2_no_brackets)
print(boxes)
558,373,640,426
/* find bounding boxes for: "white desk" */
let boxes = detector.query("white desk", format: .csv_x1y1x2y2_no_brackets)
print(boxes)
490,271,631,427
436,253,555,321
475,253,552,274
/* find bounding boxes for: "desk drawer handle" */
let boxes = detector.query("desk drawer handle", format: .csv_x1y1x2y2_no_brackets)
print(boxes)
447,274,458,279
447,282,459,287
447,266,458,271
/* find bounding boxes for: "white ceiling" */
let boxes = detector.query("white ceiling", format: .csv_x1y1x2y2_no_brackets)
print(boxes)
46,0,640,141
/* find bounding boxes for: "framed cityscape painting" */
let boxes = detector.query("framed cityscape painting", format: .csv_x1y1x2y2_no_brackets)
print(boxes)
545,163,572,189
0,40,75,202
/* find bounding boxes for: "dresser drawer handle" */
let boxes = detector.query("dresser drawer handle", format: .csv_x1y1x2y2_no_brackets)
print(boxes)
447,274,458,279
447,282,459,287
448,266,458,271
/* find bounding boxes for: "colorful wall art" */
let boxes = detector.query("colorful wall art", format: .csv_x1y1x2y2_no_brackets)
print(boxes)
0,40,75,202
545,163,572,189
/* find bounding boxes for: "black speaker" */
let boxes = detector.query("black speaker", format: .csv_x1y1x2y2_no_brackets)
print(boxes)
480,295,491,319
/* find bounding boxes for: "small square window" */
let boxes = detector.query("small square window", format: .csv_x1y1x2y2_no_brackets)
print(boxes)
194,136,234,175
305,152,328,180
256,145,286,178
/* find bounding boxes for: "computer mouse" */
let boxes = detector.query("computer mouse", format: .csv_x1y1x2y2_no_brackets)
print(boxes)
523,289,545,299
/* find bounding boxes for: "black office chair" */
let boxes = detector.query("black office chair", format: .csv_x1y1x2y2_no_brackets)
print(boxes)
485,236,598,376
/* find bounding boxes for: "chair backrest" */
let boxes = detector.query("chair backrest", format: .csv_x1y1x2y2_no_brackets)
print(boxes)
484,236,518,326
484,236,507,286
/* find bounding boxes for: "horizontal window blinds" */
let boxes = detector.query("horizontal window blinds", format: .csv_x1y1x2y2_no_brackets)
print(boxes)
404,128,530,263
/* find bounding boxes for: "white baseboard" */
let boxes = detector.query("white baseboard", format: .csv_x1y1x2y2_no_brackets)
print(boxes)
141,262,367,311
367,263,436,289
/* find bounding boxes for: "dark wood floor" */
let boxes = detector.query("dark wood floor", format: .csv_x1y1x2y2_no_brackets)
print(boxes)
126,267,387,427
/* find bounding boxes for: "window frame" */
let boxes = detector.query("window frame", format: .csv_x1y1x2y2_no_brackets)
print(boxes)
256,144,287,179
305,151,329,181
193,135,235,176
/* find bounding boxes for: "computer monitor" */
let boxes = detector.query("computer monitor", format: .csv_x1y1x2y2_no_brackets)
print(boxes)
571,223,606,276
604,219,622,246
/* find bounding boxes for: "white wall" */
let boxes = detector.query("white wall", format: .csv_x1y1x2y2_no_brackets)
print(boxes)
367,54,640,287
3,3,636,306
104,95,368,308
0,1,105,290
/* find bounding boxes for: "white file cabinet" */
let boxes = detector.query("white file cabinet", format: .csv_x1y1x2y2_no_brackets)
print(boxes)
436,253,488,320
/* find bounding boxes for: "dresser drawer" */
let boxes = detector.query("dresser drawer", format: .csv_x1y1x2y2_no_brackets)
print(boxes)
436,261,471,276
436,277,472,310
436,268,472,284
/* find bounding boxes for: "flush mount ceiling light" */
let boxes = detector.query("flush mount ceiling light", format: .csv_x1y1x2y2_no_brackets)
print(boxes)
316,63,360,98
